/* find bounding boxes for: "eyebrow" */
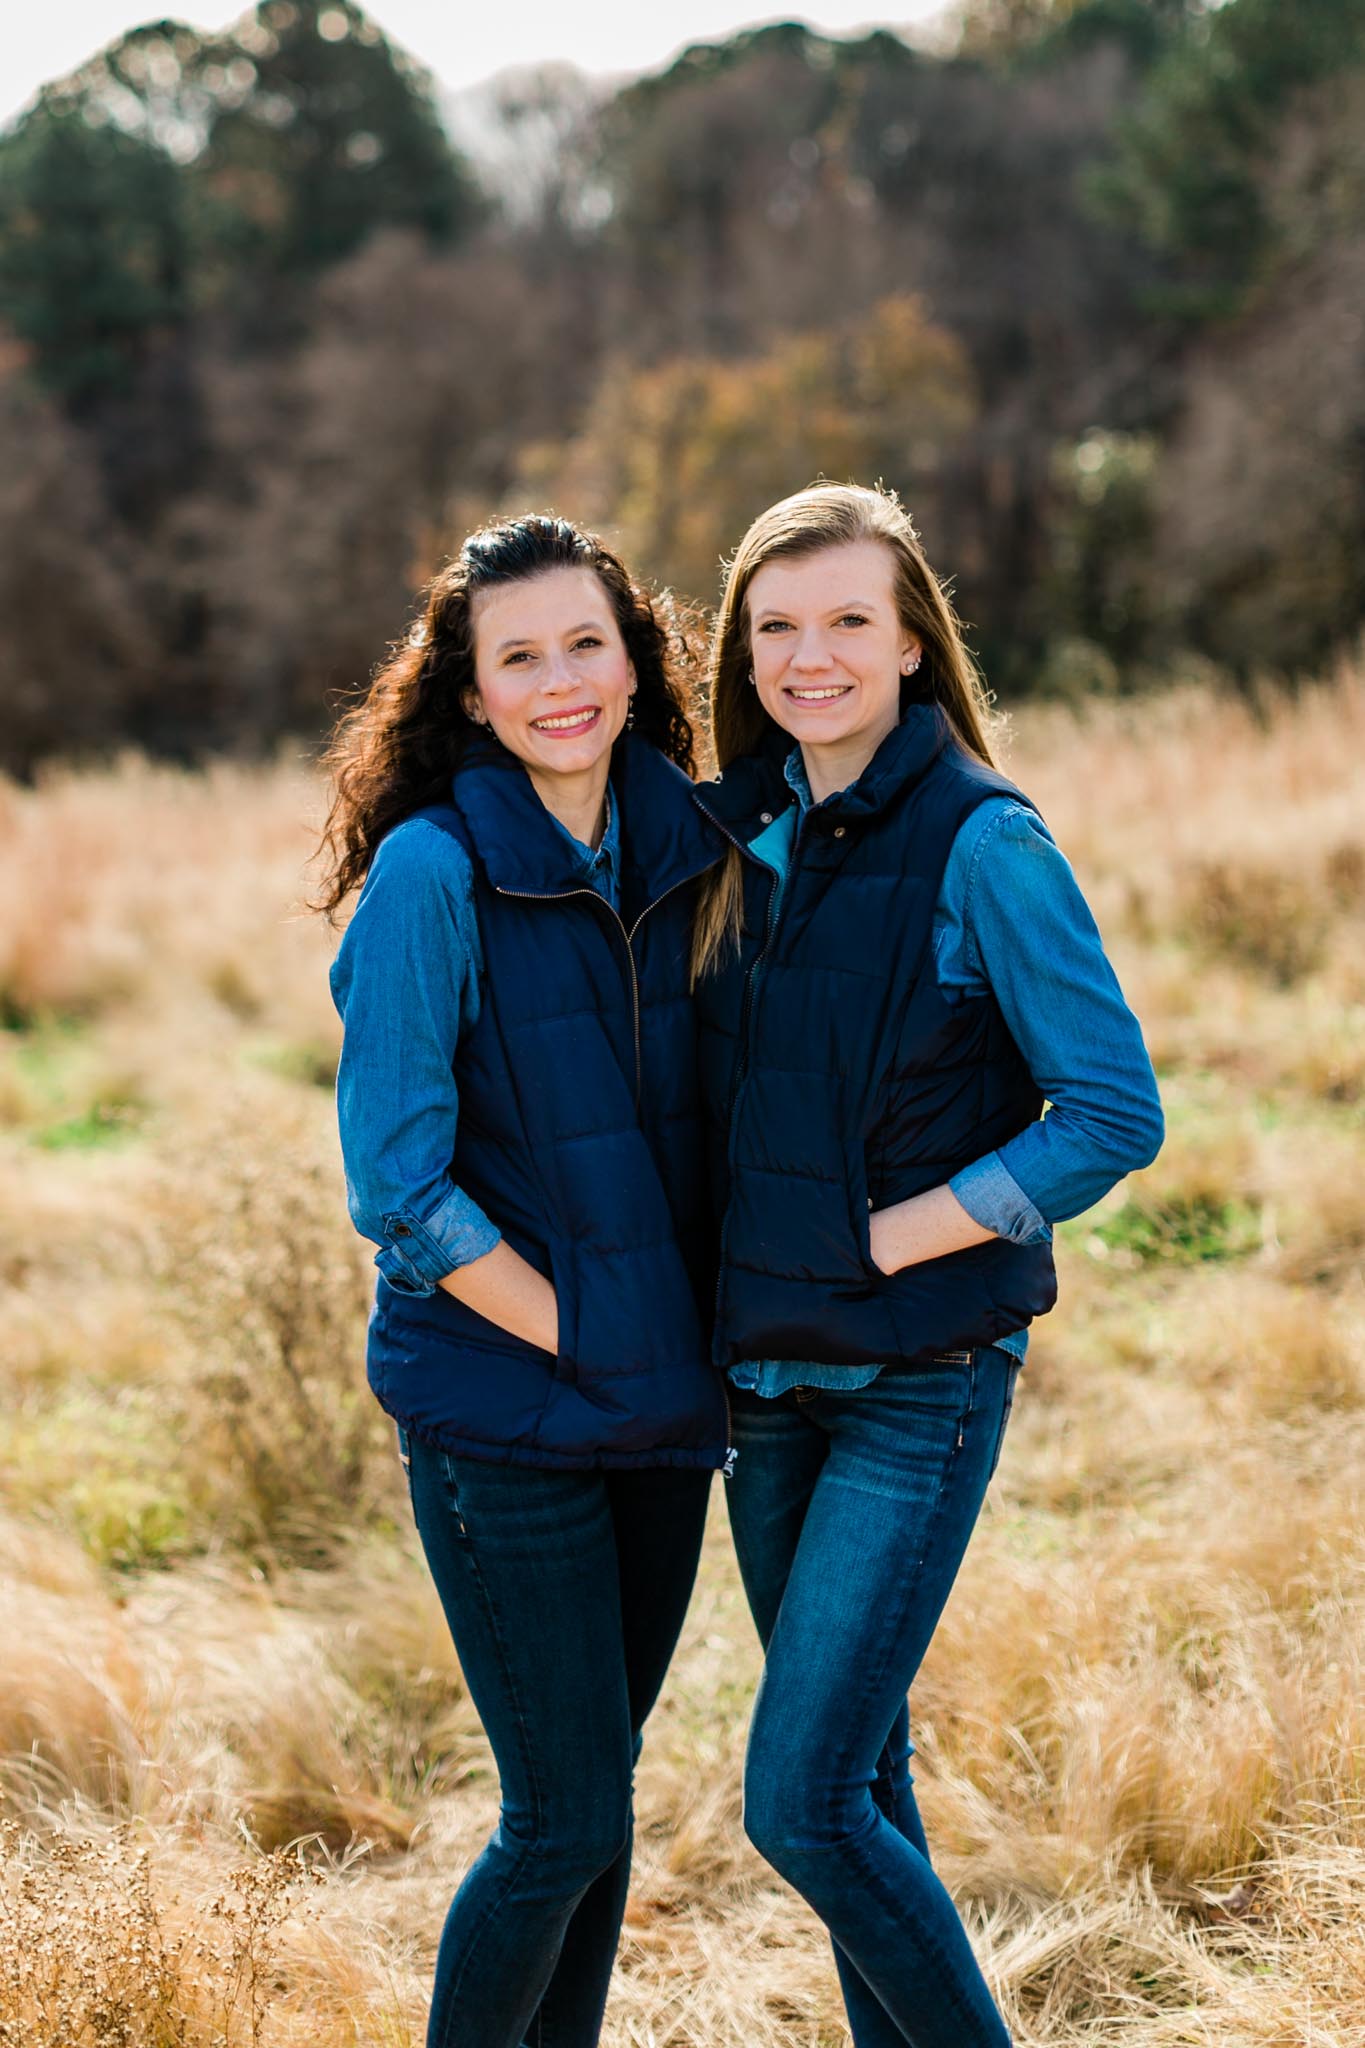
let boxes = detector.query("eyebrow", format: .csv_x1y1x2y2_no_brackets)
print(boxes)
493,619,609,656
752,597,883,623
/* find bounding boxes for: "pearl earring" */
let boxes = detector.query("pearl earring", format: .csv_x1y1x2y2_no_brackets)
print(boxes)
902,653,922,676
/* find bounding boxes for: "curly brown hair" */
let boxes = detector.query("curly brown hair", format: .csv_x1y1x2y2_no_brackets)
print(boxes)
315,515,701,920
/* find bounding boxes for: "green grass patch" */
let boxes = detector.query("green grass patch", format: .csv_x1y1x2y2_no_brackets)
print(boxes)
1,1394,196,1571
1085,1191,1263,1266
244,1037,339,1089
34,1096,146,1150
1,1017,148,1145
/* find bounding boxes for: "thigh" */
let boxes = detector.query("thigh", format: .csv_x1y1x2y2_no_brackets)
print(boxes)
749,1354,1014,1822
724,1385,830,1647
404,1435,634,1815
607,1468,713,1731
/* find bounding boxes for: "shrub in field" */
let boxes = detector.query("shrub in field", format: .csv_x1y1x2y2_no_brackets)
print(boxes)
1179,857,1331,986
0,1824,322,2047
1165,1269,1365,1416
150,1101,396,1567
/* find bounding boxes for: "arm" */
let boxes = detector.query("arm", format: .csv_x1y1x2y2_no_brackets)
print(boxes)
869,1182,993,1273
870,802,1164,1275
330,819,558,1351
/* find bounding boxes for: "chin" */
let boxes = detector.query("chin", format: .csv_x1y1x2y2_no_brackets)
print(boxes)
528,735,614,773
784,710,863,744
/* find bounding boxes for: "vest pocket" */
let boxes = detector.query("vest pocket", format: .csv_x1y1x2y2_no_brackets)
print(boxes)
556,1238,705,1384
852,1150,881,1280
546,1234,579,1386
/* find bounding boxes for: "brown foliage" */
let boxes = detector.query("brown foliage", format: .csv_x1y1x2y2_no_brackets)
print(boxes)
520,296,975,603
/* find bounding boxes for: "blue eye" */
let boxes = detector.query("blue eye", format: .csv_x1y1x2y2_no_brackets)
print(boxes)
838,613,869,628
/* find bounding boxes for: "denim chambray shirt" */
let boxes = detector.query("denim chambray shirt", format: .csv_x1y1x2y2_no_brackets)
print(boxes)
729,752,1164,1396
329,787,620,1299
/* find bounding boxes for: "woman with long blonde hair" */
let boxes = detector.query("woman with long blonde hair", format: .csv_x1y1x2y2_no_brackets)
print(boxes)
691,483,1163,2045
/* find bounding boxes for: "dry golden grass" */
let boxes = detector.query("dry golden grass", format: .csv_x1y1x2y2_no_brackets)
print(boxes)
1,670,1363,2042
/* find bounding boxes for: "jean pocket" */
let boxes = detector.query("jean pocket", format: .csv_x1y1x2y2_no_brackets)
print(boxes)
436,1450,471,1540
987,1361,1020,1483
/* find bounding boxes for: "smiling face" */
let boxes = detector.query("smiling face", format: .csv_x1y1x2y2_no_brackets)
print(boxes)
746,539,920,789
466,565,635,787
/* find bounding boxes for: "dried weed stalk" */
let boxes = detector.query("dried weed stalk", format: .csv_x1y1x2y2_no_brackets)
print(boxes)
0,1823,321,2047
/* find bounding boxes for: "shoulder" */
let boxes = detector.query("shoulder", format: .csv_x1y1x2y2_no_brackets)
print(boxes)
367,812,477,904
951,794,1056,869
949,796,1089,943
342,815,482,959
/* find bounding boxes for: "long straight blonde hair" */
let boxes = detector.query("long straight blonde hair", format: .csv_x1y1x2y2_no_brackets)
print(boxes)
693,482,998,979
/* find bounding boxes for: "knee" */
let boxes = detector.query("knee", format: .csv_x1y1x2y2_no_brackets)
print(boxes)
502,1804,631,1900
555,1823,631,1897
744,1730,879,1882
742,1753,820,1877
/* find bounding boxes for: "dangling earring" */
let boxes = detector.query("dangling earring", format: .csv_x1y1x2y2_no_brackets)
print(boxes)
626,686,637,730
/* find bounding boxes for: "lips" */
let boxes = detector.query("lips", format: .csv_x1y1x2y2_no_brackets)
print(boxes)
530,705,602,735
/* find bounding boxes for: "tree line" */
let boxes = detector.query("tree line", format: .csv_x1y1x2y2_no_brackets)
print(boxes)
2,0,1364,772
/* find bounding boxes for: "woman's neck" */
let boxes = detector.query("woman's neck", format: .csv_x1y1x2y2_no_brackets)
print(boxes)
799,735,878,806
526,759,610,850
798,700,903,804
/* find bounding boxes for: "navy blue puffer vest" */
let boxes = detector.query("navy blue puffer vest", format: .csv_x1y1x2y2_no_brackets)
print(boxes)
367,733,731,1470
692,706,1058,1372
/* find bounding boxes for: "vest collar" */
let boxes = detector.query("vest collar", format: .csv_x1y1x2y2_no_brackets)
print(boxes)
694,703,951,843
451,730,723,917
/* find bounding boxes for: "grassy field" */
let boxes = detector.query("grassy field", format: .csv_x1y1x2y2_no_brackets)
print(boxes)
1,671,1363,2045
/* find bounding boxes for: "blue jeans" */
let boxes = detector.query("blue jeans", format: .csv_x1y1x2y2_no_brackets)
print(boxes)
727,1350,1019,2048
399,1429,711,2048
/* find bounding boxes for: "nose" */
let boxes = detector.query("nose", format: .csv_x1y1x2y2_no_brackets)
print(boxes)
540,650,578,693
789,628,833,674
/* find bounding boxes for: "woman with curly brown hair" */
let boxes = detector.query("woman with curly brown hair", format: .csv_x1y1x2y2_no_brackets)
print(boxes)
318,515,730,2048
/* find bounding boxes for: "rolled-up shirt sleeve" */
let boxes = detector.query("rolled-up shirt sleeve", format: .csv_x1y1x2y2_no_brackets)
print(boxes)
328,817,501,1296
943,803,1165,1240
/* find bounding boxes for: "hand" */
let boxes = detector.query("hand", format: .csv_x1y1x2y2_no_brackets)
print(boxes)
536,1280,560,1357
511,1266,559,1354
440,1240,560,1354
